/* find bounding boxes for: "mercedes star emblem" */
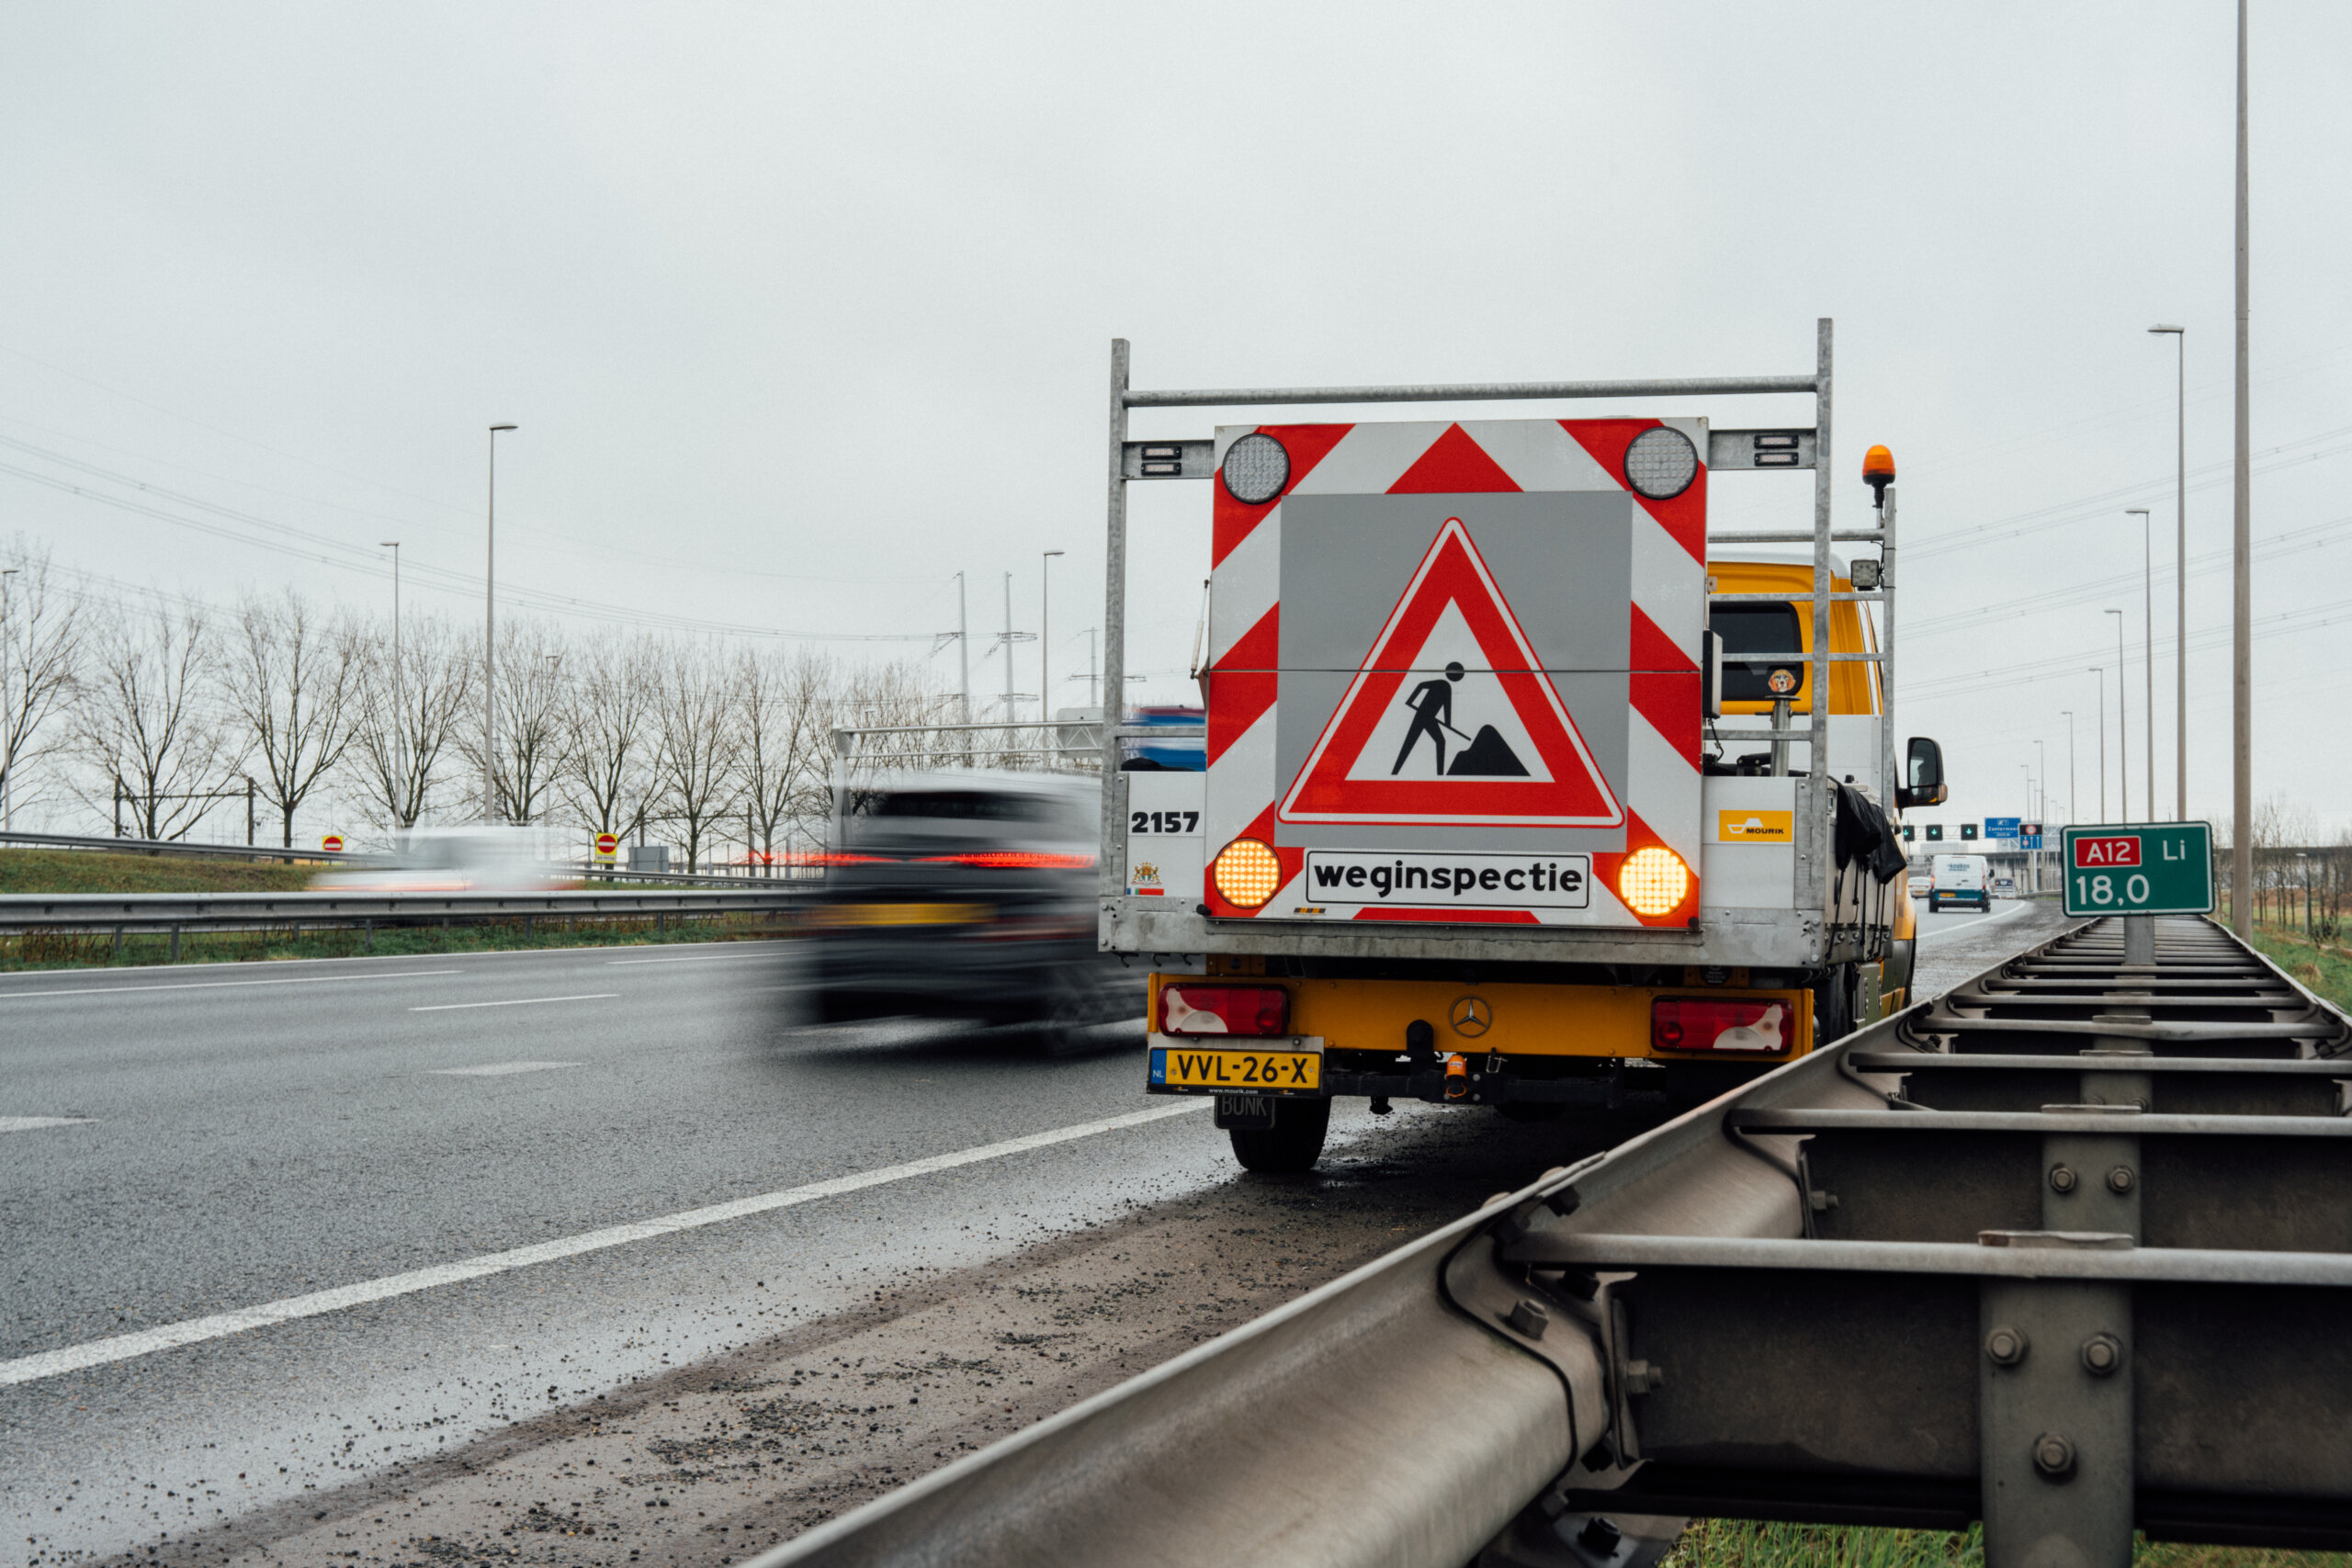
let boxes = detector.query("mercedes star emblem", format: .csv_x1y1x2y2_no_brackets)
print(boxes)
1449,996,1493,1038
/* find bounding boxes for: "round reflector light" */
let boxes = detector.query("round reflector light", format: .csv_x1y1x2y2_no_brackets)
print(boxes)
1220,433,1290,505
1623,426,1699,501
1618,846,1691,917
1212,837,1283,908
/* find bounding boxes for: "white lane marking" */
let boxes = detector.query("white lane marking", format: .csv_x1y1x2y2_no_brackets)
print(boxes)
0,1099,1213,1389
410,993,619,1012
605,953,775,965
1917,901,2029,944
0,1116,97,1134
428,1061,580,1077
0,969,463,1001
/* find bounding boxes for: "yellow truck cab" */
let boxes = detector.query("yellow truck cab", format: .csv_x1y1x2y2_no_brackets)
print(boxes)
1096,325,1950,1170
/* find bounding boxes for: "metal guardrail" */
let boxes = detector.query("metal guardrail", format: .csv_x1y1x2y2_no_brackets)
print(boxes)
750,915,2352,1568
0,829,351,863
0,887,812,927
0,888,814,962
0,828,820,888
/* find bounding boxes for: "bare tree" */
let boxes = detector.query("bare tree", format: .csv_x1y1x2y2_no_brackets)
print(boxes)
74,594,243,839
650,640,741,872
0,539,84,826
349,613,477,829
736,646,836,874
225,588,359,846
557,630,657,845
453,619,571,827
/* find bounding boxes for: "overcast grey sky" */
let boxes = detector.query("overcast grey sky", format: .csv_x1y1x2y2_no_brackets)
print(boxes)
3,2,2345,832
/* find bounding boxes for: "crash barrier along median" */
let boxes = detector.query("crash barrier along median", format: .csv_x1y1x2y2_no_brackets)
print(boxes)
748,914,2352,1568
0,887,817,959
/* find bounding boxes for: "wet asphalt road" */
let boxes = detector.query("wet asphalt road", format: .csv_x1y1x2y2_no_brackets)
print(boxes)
1,900,2071,1563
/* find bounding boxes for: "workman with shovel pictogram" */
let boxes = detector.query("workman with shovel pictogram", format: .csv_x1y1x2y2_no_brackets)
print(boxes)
1391,664,1530,778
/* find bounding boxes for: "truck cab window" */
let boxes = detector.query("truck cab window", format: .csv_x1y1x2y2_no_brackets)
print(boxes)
1708,604,1804,701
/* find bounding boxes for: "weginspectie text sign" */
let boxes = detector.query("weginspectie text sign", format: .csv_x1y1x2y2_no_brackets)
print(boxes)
2061,821,2214,917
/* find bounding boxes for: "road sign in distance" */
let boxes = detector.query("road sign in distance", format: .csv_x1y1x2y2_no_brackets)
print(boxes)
321,834,345,853
2020,821,2042,837
1925,824,1943,841
1960,823,1979,840
2062,821,2214,917
1985,817,2021,840
594,832,620,861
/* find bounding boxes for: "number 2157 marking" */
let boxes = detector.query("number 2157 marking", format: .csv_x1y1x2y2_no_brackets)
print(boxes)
1130,810,1200,834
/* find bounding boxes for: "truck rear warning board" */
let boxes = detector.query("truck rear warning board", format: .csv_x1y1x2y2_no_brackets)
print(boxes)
1279,518,1623,829
1204,418,1706,928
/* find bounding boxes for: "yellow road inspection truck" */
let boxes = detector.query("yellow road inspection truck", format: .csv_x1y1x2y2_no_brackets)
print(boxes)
1097,321,1951,1169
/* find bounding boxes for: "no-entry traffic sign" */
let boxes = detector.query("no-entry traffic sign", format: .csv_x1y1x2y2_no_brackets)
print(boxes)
2061,821,2213,916
594,832,620,861
321,834,345,853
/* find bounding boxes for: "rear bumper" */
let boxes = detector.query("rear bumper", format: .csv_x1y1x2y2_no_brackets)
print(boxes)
1145,972,1812,1066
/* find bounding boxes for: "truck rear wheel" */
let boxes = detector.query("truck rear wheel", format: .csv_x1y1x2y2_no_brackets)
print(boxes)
1228,1097,1331,1173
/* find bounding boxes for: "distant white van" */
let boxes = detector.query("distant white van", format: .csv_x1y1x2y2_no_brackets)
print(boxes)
1930,853,1991,913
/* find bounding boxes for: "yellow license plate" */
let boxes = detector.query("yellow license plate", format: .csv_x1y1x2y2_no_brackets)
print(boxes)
1155,1046,1321,1091
829,902,988,927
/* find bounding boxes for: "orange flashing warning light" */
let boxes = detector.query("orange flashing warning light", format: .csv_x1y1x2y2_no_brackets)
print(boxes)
1862,444,1896,504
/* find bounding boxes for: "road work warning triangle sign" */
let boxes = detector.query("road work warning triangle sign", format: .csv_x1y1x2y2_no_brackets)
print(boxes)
1279,518,1625,828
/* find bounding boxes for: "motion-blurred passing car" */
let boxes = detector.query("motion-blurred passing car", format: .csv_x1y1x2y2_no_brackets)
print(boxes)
311,827,566,892
802,770,1142,1043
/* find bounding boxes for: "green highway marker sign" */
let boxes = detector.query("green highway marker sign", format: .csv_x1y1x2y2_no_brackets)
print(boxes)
2062,821,2215,917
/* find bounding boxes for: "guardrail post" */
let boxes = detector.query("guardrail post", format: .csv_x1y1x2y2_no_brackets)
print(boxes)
2122,914,2155,966
1980,1274,2134,1568
365,919,374,953
111,924,123,959
169,924,180,963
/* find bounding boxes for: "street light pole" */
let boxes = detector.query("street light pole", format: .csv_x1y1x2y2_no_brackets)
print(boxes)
0,567,17,832
484,424,517,824
379,542,403,827
2091,668,2107,820
2128,508,2154,820
2150,323,2187,820
1041,550,1065,726
2063,710,2077,827
2105,609,2128,819
2231,0,2254,936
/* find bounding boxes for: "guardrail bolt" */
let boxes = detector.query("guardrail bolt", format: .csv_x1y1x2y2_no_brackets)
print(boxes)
2080,1333,2123,1376
1984,1326,2030,1367
2031,1432,2077,1480
1576,1517,1623,1556
2106,1165,2135,1194
2048,1164,2079,1194
1502,1298,1550,1340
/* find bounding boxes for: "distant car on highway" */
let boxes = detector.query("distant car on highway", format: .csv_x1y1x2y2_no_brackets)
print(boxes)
1928,852,1991,912
311,827,565,893
1906,872,1931,898
801,769,1141,1043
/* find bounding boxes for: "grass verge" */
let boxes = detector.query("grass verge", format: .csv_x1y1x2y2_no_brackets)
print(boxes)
0,846,314,894
2245,922,2352,1013
1661,1520,2349,1567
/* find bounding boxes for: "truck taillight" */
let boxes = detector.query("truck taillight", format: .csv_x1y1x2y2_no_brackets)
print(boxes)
1651,998,1787,1054
1159,985,1289,1038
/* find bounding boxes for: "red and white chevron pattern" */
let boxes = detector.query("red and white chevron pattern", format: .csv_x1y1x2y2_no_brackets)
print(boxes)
1202,418,1705,928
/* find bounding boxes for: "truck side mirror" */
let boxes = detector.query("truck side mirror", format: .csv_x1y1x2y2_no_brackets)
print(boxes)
1700,630,1724,719
1897,737,1948,810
